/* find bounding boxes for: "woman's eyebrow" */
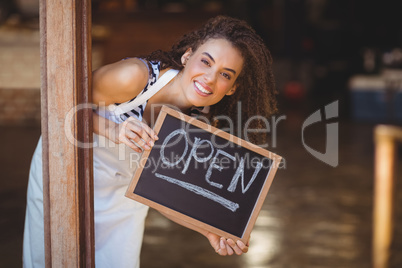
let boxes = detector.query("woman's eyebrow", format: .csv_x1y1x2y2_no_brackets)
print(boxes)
202,52,237,74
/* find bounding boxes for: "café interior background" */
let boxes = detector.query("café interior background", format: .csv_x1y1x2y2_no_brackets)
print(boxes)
0,0,401,267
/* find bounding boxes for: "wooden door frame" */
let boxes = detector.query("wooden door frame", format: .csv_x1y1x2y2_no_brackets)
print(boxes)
40,0,94,266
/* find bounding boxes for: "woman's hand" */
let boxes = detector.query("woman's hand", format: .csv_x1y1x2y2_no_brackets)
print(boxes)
206,232,249,256
158,211,249,256
113,117,158,153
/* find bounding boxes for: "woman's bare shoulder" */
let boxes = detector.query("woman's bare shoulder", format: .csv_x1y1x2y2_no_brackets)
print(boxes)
92,58,149,105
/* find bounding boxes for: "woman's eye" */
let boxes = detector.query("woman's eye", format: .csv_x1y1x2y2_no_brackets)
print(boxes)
221,72,231,80
201,59,210,66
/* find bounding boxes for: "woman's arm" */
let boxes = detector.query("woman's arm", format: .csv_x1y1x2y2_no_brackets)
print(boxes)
92,58,158,152
159,211,249,256
92,58,149,106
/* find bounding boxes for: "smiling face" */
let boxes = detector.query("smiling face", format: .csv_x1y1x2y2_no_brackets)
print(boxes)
177,38,244,108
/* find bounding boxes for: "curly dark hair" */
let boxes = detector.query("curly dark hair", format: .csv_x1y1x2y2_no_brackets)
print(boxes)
145,15,277,145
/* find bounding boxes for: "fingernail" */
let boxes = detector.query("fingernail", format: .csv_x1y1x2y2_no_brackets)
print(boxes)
154,135,159,140
220,239,225,248
237,241,245,247
148,140,154,147
145,145,151,150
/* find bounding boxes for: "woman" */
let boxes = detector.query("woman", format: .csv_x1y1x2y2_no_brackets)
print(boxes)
23,15,277,267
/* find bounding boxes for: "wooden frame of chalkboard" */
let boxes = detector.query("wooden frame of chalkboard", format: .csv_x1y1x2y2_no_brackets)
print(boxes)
125,105,282,243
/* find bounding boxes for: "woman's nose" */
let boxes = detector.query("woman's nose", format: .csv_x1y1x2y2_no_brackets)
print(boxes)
204,69,217,84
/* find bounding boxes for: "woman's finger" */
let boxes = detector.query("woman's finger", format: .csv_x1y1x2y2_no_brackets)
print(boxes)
227,239,243,255
139,120,159,142
126,121,154,148
236,240,249,253
119,135,142,153
124,128,151,150
118,124,148,151
225,240,234,256
121,118,155,150
217,238,227,256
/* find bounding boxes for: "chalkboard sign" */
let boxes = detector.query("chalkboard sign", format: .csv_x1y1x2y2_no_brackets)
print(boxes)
125,106,282,243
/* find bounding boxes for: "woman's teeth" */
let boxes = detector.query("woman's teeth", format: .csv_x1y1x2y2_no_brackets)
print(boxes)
195,82,212,95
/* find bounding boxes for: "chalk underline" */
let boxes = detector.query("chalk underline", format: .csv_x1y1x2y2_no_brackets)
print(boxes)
154,173,240,212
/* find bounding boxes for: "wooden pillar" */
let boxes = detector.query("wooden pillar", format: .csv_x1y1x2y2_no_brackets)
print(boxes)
373,125,402,268
40,0,94,266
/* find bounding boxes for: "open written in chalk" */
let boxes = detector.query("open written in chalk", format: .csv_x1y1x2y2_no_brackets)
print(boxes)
125,106,282,243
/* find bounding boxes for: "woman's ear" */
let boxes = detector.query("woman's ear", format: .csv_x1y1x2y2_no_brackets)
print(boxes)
181,48,192,66
226,85,237,96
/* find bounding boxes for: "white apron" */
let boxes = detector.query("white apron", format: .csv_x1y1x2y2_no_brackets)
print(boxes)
23,136,148,268
23,68,179,268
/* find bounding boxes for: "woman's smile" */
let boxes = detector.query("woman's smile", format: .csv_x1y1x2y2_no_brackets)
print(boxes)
194,81,212,96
